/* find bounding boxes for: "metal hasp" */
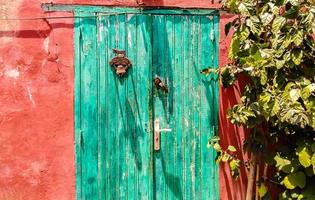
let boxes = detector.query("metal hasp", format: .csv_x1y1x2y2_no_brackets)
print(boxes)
154,119,172,151
109,49,132,77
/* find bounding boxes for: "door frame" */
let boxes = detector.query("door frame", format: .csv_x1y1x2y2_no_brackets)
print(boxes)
42,4,219,16
42,4,220,199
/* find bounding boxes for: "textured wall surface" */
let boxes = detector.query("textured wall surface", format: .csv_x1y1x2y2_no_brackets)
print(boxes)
218,14,248,200
0,1,244,200
0,1,75,199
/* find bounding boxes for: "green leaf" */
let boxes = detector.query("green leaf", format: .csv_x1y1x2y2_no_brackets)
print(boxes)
282,40,293,52
260,71,267,86
260,49,274,58
213,143,221,151
272,16,286,33
297,144,312,168
291,50,303,65
293,30,304,46
222,152,231,162
312,153,315,166
289,88,301,101
305,166,314,176
227,145,237,152
239,27,250,41
274,154,297,173
276,60,285,69
229,36,240,59
281,171,306,190
284,6,299,19
246,17,261,34
238,3,250,16
229,159,240,179
260,12,274,26
259,183,268,198
301,84,315,101
271,99,280,117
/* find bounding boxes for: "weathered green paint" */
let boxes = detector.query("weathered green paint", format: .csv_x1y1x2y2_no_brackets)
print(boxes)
152,15,219,200
74,8,219,200
42,4,219,15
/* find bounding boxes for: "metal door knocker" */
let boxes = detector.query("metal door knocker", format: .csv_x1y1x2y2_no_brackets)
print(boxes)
154,76,168,93
109,49,132,77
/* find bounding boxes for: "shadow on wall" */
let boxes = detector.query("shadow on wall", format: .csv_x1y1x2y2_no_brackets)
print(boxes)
0,21,72,38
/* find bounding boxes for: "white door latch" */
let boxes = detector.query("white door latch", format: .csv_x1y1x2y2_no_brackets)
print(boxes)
154,119,172,151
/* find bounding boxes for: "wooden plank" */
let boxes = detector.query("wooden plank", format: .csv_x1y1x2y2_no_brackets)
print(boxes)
184,15,193,200
164,14,176,200
135,14,153,200
191,15,202,200
74,11,82,200
212,14,220,200
96,14,104,200
103,16,112,200
173,15,184,200
96,14,109,200
107,14,119,200
42,4,219,15
78,11,99,200
200,15,214,200
116,13,128,199
152,15,167,200
125,13,137,200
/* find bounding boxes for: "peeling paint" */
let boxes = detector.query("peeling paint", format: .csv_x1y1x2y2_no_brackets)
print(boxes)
43,37,50,54
184,118,189,127
98,21,103,42
0,0,22,45
26,86,35,107
4,69,19,79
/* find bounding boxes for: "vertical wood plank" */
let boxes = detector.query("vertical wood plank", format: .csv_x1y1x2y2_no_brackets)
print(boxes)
152,14,167,200
98,14,109,200
74,11,82,200
200,15,214,200
192,15,202,200
184,15,193,200
135,14,153,200
107,14,119,200
116,14,128,199
173,15,185,200
79,11,98,200
126,13,137,200
152,14,219,200
96,14,105,200
212,14,220,200
165,14,176,200
104,16,112,200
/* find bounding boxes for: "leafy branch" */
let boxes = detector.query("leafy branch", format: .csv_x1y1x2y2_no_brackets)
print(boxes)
206,0,315,199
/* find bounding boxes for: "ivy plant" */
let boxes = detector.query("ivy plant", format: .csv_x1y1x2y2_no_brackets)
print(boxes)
207,0,315,199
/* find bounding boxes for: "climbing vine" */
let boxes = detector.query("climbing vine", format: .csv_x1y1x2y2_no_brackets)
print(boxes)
207,0,315,199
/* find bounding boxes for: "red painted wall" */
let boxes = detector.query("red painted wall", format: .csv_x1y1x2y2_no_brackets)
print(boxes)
0,1,244,199
219,14,249,200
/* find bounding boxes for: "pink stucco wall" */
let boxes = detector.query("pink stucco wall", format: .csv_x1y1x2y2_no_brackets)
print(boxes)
0,1,245,199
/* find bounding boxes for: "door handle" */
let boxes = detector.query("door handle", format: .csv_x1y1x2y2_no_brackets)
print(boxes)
154,119,172,151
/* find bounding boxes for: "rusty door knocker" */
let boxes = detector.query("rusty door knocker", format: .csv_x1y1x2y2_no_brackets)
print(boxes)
154,76,168,93
109,49,132,77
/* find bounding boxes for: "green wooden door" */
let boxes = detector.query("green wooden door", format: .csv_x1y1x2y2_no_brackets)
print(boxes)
152,15,219,200
74,8,219,200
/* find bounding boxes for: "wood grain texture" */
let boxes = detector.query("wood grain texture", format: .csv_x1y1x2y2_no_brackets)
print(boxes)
152,14,219,200
74,8,219,200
